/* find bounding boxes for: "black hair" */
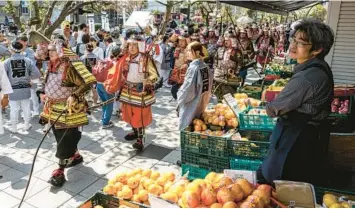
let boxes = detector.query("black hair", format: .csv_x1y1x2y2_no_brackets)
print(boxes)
86,43,94,52
163,35,169,43
73,26,78,32
82,34,90,44
12,41,23,51
104,37,113,43
90,37,99,47
97,33,104,41
293,19,334,60
79,23,87,30
110,45,121,59
16,35,28,42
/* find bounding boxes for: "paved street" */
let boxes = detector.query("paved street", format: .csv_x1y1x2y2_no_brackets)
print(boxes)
0,88,181,208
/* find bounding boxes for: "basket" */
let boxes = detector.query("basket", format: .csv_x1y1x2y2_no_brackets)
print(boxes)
181,150,230,172
229,158,263,171
314,187,355,204
239,85,263,99
180,127,231,159
239,107,277,131
181,163,210,180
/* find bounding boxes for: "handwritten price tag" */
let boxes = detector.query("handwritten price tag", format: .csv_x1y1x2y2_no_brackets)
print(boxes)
224,169,257,186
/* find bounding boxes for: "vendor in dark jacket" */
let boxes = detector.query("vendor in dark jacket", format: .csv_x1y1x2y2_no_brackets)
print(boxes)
259,19,335,186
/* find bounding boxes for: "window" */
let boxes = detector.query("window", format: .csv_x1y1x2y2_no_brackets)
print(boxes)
22,7,29,14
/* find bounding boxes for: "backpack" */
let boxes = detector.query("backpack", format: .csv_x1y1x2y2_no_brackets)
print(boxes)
92,59,114,83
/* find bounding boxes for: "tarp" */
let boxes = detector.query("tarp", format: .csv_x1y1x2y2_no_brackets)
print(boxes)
220,1,322,16
123,11,152,29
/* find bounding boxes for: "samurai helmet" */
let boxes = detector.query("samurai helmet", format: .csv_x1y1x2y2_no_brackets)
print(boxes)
127,34,146,53
61,20,71,30
252,24,258,29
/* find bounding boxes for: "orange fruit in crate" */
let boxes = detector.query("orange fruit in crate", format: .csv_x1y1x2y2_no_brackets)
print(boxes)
114,182,124,192
148,184,163,196
201,187,217,206
115,173,127,184
223,201,239,208
121,185,133,199
133,186,140,195
142,169,152,178
228,183,244,202
126,170,136,178
205,172,217,183
138,189,149,202
103,184,116,195
143,179,155,190
163,172,176,182
156,175,169,187
127,176,139,189
164,181,174,193
133,168,143,175
143,201,150,206
235,179,253,198
181,190,201,208
94,205,103,208
186,182,203,196
210,203,223,208
132,194,141,203
160,192,179,203
150,171,160,180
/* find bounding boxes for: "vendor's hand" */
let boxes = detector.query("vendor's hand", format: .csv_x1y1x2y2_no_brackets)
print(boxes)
1,95,9,108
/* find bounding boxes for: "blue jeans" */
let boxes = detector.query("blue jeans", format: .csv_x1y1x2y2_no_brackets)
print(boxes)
96,83,114,125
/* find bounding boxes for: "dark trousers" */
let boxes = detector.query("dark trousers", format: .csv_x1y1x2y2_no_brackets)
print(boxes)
53,127,81,159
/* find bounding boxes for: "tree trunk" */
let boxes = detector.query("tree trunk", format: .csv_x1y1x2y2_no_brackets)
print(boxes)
40,1,58,32
159,2,172,36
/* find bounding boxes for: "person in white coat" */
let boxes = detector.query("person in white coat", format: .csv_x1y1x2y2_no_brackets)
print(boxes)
0,59,13,134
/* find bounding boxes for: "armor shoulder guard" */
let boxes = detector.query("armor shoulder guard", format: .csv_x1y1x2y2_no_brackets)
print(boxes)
70,60,97,85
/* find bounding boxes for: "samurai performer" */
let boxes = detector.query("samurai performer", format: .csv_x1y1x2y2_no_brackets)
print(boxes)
213,31,243,100
39,35,96,187
168,35,189,99
276,25,287,55
256,28,275,68
248,24,260,43
104,35,159,151
237,27,255,86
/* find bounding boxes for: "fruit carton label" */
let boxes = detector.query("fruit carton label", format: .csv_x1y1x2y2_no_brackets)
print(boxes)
148,194,179,208
223,169,257,186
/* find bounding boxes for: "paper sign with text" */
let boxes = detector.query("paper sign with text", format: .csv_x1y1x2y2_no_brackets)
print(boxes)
148,194,180,208
224,169,257,186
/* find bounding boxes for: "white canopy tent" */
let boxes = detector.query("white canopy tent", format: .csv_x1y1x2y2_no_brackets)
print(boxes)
123,11,153,30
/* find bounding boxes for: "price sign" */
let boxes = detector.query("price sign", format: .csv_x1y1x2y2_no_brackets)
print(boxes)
148,194,180,208
224,169,257,186
223,93,242,117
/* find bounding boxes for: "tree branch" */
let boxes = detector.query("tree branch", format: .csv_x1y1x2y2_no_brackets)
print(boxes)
156,0,167,7
40,0,57,31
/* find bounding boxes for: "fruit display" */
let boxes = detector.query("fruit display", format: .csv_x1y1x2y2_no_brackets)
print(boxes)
234,93,262,111
174,172,272,208
267,63,292,72
201,103,238,129
331,98,350,114
247,108,267,115
322,193,352,208
102,168,177,206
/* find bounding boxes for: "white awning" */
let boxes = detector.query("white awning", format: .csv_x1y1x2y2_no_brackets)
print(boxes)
123,11,152,29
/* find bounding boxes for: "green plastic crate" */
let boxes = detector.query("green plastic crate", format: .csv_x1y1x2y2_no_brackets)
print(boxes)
181,150,230,172
228,139,270,160
252,79,274,87
265,68,282,76
239,130,272,141
230,158,262,171
181,163,210,180
239,85,263,100
239,107,277,131
314,187,355,205
180,127,231,159
329,96,353,118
